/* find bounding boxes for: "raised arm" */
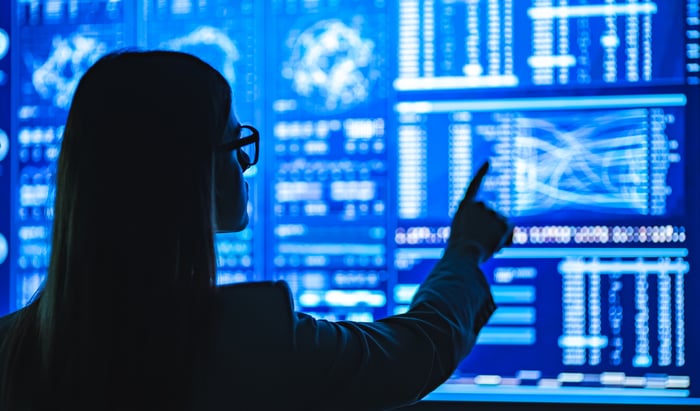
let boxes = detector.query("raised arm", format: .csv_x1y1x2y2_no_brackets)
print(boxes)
291,162,513,411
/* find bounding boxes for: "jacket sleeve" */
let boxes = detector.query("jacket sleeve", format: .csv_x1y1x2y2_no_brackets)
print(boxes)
290,247,496,411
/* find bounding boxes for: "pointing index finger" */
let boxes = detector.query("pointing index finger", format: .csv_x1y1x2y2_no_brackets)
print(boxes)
465,161,489,201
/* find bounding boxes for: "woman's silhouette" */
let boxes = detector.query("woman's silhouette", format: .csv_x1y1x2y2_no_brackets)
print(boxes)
0,50,512,410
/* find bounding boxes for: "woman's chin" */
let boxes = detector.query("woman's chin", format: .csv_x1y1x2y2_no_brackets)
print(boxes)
216,212,249,233
235,213,250,232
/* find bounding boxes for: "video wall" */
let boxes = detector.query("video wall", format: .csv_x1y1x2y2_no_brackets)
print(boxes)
1,0,699,406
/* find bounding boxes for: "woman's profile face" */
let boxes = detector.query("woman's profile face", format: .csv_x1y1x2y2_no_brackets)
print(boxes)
214,114,250,232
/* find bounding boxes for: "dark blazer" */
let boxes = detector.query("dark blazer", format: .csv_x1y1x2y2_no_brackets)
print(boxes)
193,248,495,410
0,249,495,411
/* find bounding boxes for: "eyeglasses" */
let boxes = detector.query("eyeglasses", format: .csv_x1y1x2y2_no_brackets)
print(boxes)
218,124,259,172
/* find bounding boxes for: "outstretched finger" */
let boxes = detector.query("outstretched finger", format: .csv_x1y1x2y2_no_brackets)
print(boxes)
465,161,489,201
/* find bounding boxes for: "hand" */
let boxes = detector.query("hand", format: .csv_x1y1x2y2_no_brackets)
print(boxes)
447,161,513,263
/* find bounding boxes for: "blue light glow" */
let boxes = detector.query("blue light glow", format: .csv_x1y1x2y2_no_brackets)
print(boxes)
5,0,699,406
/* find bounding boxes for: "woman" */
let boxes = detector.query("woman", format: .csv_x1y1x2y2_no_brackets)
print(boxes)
0,50,512,410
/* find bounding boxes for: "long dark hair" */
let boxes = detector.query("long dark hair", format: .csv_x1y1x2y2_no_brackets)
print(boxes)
0,50,232,409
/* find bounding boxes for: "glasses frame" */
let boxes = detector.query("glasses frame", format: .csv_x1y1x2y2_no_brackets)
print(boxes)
218,124,260,171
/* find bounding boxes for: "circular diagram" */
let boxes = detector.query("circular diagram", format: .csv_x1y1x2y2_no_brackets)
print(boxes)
32,34,107,109
282,19,377,114
161,26,240,85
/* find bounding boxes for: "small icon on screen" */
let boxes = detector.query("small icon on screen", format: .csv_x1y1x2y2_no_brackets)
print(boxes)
0,233,7,265
0,129,8,161
0,28,8,60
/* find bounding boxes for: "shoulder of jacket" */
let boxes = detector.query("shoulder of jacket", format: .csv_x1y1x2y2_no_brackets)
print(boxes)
216,280,293,305
212,281,295,334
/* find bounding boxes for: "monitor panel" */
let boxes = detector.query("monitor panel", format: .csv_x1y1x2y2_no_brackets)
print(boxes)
4,0,699,407
266,0,392,321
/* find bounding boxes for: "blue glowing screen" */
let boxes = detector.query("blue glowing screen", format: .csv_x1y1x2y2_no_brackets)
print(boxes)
0,0,11,315
3,0,700,407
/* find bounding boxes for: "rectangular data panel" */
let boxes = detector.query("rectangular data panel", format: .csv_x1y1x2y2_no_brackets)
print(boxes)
142,0,261,284
395,0,691,91
396,246,694,404
392,93,697,403
395,94,686,221
12,0,132,311
269,0,391,321
0,0,12,313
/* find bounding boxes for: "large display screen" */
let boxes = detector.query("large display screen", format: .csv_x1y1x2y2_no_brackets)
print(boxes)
4,0,699,407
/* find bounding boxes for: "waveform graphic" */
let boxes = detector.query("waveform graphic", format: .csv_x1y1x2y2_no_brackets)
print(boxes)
161,26,239,85
508,109,671,216
282,19,376,113
31,34,107,109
